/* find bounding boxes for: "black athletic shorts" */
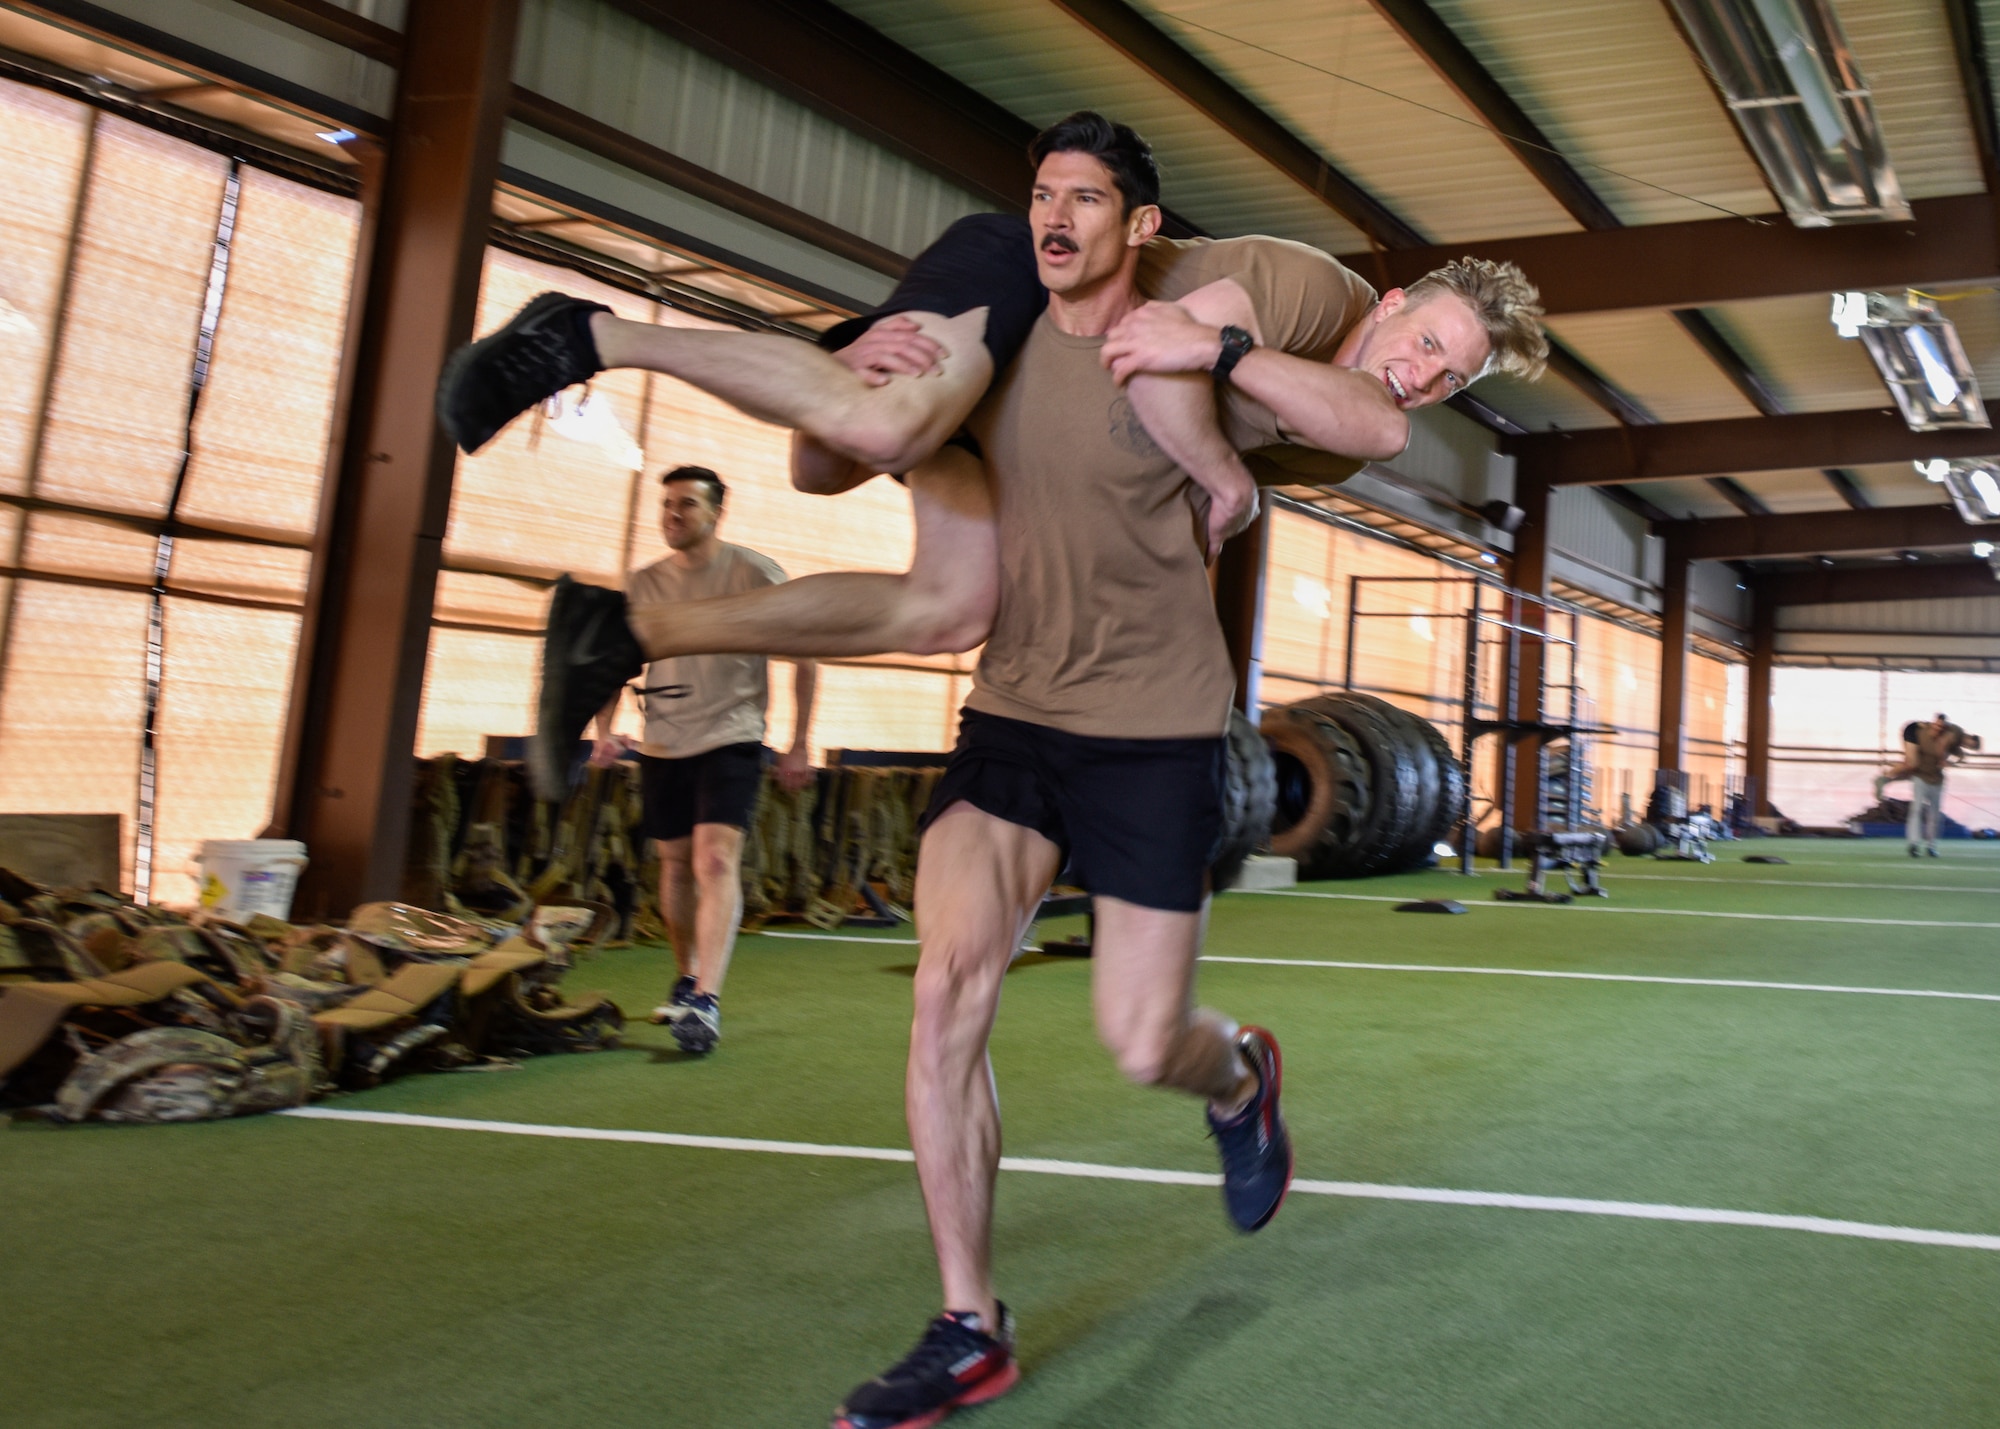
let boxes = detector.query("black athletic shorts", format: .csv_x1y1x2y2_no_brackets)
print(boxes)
819,213,1045,372
918,709,1225,913
639,744,767,841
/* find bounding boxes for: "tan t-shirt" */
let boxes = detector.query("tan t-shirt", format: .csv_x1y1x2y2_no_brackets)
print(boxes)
1913,721,1968,785
628,542,786,758
959,238,1379,741
1140,234,1378,474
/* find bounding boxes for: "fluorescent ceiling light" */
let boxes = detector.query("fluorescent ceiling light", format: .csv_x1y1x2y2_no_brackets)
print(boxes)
1973,541,1995,559
1835,292,1987,431
1667,0,1907,226
1913,459,2000,524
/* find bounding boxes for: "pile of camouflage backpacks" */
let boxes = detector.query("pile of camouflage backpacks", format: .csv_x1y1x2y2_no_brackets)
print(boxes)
0,869,623,1126
409,754,944,934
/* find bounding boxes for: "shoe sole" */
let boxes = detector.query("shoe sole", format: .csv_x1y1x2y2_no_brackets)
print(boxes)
436,290,583,454
1237,1025,1293,1233
829,1360,1019,1429
671,1018,719,1055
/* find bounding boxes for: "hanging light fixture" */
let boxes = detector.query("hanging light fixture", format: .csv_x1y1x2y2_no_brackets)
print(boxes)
1666,0,1907,226
1836,292,1987,431
1913,458,2000,524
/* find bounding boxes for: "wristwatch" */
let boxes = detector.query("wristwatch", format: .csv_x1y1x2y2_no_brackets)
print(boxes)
1212,325,1254,382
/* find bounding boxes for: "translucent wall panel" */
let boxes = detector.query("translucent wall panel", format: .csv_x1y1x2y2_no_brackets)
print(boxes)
151,599,302,906
0,81,90,496
444,252,655,591
1574,613,1660,823
177,168,361,537
417,626,540,759
17,511,156,583
0,582,149,883
1770,668,2000,830
34,116,226,516
1684,652,1735,814
166,538,311,605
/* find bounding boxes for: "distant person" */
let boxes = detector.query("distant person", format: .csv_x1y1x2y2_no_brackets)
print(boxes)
1875,713,1979,858
590,466,817,1051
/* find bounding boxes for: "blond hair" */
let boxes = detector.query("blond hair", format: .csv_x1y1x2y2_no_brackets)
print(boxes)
1405,257,1548,383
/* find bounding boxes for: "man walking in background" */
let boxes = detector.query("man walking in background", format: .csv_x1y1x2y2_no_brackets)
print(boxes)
590,465,817,1053
1876,713,1979,858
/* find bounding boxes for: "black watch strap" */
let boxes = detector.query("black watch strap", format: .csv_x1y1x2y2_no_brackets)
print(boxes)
1212,325,1254,382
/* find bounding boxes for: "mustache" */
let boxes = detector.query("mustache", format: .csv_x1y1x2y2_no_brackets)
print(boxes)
1040,233,1079,255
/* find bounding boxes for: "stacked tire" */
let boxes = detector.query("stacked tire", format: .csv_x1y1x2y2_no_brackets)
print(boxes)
1259,693,1466,880
1212,707,1278,893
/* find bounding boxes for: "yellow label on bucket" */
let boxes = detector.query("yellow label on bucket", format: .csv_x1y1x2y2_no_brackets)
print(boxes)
199,872,227,908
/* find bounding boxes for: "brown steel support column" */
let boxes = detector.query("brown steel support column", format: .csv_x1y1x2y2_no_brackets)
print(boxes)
1656,543,1692,774
282,0,519,918
1745,590,1776,817
1214,502,1271,715
1506,472,1552,835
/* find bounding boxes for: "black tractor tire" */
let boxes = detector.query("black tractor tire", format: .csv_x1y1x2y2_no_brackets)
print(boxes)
1213,707,1278,893
1615,822,1661,856
1293,693,1427,875
1260,703,1372,880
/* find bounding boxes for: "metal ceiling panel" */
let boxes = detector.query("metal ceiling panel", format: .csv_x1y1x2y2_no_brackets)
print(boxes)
1626,478,1744,520
1728,466,1870,513
1704,293,1895,413
1470,368,1618,432
1124,0,1581,242
1427,0,1778,226
831,0,1372,249
1838,0,1985,200
1781,594,2000,634
1542,310,1762,422
1850,460,1985,508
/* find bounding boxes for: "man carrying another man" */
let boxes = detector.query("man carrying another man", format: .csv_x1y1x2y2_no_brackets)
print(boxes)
1876,713,1980,858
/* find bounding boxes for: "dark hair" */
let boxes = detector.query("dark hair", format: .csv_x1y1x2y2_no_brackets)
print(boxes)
1029,111,1160,214
661,464,725,510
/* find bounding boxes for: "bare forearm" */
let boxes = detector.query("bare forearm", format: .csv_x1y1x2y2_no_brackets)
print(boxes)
1229,349,1407,460
789,661,818,750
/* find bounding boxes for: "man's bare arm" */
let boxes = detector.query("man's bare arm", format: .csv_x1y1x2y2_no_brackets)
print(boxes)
1102,292,1408,461
775,660,818,791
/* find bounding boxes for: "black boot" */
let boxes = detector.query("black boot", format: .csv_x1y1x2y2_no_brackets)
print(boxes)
531,576,644,801
436,291,609,454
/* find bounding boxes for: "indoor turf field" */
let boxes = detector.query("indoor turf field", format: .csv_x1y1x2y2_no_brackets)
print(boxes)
10,838,2000,1428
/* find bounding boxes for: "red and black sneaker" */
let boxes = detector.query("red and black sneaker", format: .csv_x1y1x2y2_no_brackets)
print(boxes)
831,1305,1019,1429
1207,1025,1293,1232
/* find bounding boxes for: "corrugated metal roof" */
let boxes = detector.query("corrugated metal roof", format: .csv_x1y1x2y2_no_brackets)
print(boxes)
1471,370,1616,431
1838,0,1985,200
1729,467,1860,513
1542,311,1761,422
1846,461,1970,509
1128,0,1581,241
1427,0,1778,226
517,0,987,260
1781,594,2000,635
835,0,1372,249
1704,294,1893,414
1626,479,1749,521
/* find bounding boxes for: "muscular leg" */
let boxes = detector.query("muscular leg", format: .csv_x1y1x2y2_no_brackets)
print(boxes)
906,802,1062,1328
688,822,746,995
624,446,998,660
1089,896,1255,1115
657,836,697,983
593,309,992,473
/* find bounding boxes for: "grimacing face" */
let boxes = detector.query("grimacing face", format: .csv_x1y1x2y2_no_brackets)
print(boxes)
660,479,720,552
1029,149,1158,297
1339,288,1493,410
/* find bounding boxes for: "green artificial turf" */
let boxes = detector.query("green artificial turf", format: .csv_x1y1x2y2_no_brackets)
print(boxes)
8,838,2000,1426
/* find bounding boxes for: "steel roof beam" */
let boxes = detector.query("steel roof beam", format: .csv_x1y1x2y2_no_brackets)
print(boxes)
1821,468,1873,510
1336,193,1999,315
1509,408,2000,484
1756,559,1999,604
1945,0,2000,194
1665,505,1980,561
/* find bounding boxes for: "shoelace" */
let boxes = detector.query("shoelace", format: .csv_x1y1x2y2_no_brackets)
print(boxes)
888,1316,989,1380
489,324,585,402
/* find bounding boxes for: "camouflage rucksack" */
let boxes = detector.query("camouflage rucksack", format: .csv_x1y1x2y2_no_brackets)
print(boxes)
53,995,321,1123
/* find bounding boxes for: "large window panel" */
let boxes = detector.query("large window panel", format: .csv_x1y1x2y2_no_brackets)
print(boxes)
33,116,226,517
417,626,540,759
151,599,302,905
0,81,91,495
166,537,311,606
444,253,655,593
0,582,150,882
176,168,361,537
17,510,157,584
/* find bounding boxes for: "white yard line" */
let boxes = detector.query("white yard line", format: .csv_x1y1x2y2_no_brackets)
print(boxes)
1239,888,2000,930
1606,873,2000,896
1200,955,2000,1004
279,1108,2000,1255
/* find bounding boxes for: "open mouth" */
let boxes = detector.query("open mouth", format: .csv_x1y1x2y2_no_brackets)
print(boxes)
1384,368,1409,404
1040,234,1079,257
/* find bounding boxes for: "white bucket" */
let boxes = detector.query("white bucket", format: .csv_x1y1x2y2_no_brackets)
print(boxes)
196,839,309,921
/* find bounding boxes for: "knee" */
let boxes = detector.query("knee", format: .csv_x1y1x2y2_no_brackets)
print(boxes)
692,846,739,886
910,938,1005,1030
1103,1027,1173,1087
903,580,998,656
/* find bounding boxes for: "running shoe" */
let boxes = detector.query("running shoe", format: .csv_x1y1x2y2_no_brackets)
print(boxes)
670,991,721,1054
831,1306,1018,1429
648,974,698,1025
530,576,644,802
437,291,608,454
1207,1025,1293,1232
